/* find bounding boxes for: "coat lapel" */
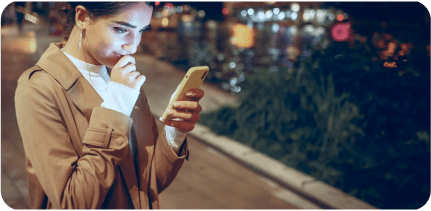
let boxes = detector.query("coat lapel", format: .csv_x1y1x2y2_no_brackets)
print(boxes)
36,43,103,122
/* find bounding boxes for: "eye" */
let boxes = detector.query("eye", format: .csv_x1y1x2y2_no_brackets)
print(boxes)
114,27,128,34
139,26,150,34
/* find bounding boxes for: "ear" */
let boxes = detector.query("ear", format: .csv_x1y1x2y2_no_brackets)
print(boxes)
75,5,88,30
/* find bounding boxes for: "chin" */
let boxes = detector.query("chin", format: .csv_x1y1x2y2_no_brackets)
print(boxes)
103,57,118,68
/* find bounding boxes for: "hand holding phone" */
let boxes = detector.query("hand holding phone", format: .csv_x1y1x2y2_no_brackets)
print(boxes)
160,66,208,132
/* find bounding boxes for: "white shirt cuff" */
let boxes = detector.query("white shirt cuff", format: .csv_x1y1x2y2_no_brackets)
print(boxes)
164,125,187,153
101,81,140,116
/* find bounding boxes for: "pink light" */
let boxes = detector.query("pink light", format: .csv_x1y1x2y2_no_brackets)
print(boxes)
222,8,229,15
337,14,344,21
331,23,351,42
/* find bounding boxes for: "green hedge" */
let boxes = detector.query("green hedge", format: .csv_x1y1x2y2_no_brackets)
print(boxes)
200,43,430,209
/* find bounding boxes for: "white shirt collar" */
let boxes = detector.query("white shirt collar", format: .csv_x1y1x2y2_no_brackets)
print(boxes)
61,49,107,76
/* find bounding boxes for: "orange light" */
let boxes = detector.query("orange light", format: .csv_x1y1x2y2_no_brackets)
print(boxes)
232,24,255,48
222,8,229,15
155,2,160,6
337,14,344,21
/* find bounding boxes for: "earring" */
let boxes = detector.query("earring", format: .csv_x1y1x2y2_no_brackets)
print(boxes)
78,30,82,54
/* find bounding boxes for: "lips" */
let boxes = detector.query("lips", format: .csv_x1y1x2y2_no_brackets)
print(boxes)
115,53,124,59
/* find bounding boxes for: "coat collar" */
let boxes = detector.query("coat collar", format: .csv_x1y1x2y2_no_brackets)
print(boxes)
36,43,103,121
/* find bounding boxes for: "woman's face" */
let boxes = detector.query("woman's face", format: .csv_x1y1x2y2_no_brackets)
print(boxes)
83,3,153,68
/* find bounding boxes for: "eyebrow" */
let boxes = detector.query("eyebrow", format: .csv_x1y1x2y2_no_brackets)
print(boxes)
113,21,150,31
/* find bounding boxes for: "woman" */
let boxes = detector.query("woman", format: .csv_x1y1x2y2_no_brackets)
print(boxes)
15,2,204,209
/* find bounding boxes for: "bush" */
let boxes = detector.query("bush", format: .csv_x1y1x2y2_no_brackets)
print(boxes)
200,43,430,208
201,59,366,200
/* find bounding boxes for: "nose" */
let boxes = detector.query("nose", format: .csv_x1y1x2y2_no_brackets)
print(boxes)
122,33,141,54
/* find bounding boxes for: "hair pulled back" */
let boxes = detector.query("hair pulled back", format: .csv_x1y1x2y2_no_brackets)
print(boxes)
60,2,139,40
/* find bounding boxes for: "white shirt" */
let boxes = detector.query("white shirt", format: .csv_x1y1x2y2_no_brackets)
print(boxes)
62,50,186,153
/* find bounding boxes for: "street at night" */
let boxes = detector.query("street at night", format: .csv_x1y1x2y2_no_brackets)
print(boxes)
1,2,430,209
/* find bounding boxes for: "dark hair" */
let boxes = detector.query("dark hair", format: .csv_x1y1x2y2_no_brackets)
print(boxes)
60,2,140,40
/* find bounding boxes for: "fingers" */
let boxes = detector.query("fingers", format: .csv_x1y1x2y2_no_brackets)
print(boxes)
184,88,204,100
173,101,202,112
126,71,140,81
110,55,145,90
113,55,136,69
132,75,146,90
121,63,137,76
165,109,200,122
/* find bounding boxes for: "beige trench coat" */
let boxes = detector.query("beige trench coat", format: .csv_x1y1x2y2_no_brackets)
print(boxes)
15,43,189,209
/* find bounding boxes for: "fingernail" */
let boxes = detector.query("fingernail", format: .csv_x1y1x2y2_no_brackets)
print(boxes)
167,109,174,114
186,92,193,96
173,102,180,107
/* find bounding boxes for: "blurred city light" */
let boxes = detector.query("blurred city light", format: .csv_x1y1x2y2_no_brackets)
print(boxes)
2,31,37,54
277,11,286,20
265,10,273,19
198,10,206,18
154,11,162,18
257,10,265,21
303,9,316,22
290,26,298,35
247,21,253,28
291,3,300,12
241,10,247,17
155,2,160,6
183,4,191,12
232,23,255,48
25,13,39,24
273,8,280,15
162,9,170,17
176,6,183,13
331,22,351,41
272,23,280,33
291,12,298,20
247,8,254,16
222,8,229,15
161,17,169,27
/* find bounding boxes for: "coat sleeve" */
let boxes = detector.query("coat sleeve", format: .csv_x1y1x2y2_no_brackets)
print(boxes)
140,95,189,193
15,71,133,209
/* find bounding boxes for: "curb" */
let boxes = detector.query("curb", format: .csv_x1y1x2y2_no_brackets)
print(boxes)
188,123,377,209
153,112,377,209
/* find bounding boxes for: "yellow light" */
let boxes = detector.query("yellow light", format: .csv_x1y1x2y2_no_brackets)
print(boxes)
162,10,170,17
291,3,300,12
161,17,169,27
232,23,255,48
181,14,192,22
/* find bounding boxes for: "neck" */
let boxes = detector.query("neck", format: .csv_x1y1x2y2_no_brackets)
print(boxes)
63,26,100,65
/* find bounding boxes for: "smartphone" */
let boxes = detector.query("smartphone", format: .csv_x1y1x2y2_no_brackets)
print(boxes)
161,66,209,122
